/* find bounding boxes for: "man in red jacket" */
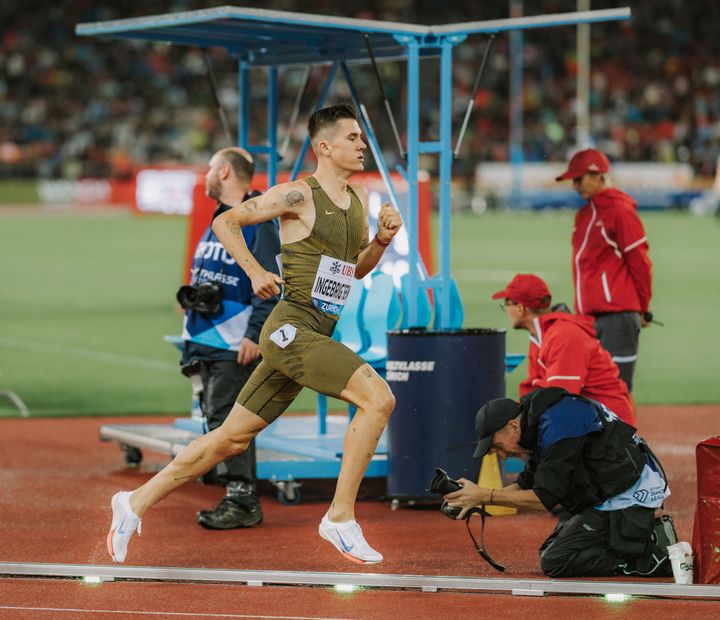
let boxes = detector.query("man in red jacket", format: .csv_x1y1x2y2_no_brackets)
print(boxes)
555,149,653,393
493,273,635,425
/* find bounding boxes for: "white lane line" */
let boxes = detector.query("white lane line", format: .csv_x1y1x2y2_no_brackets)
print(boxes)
0,607,356,620
0,336,178,372
649,441,696,457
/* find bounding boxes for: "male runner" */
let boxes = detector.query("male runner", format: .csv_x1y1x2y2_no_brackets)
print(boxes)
107,103,402,565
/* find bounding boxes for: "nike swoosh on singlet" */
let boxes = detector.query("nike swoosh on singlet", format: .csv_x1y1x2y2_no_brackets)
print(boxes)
325,210,335,215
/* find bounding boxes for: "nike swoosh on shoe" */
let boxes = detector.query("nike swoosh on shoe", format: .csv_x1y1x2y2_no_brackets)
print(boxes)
336,530,354,552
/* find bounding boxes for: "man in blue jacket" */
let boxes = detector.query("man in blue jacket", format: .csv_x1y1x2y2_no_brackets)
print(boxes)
444,387,676,577
181,147,280,529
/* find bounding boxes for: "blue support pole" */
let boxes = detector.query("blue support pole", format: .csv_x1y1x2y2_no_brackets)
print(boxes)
267,66,279,187
510,0,524,209
290,62,340,181
317,394,327,435
405,38,420,327
438,39,454,329
239,62,250,149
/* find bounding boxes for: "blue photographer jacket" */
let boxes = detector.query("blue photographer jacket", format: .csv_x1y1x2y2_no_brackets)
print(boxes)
182,197,280,362
515,390,670,514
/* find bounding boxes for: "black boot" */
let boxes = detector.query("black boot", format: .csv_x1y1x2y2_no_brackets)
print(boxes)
619,515,677,577
619,516,677,578
197,482,263,530
620,546,673,577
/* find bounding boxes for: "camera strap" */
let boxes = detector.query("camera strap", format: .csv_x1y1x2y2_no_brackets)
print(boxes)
464,505,506,572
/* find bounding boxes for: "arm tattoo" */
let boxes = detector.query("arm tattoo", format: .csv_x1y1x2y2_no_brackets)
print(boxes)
285,190,304,207
242,199,259,214
362,367,373,378
225,220,244,237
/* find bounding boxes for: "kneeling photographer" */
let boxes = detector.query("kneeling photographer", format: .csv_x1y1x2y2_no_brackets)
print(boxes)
443,387,676,578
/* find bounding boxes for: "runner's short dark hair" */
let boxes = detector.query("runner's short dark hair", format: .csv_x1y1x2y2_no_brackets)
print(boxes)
308,104,358,140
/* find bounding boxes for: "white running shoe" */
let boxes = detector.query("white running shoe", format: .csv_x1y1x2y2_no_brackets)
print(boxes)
318,514,383,564
107,491,142,563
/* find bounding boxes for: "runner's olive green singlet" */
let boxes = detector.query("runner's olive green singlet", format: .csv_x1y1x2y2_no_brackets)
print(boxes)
282,176,367,313
236,177,369,422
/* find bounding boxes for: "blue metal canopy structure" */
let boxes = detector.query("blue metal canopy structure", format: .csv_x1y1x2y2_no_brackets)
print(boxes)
76,7,434,66
77,5,631,328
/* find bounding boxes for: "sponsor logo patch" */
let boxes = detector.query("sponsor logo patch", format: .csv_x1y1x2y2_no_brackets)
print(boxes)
632,489,649,503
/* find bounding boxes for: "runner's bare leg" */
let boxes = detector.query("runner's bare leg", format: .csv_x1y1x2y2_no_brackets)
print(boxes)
128,405,268,517
328,364,395,522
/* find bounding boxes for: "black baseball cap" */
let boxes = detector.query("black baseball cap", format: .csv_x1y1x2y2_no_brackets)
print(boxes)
473,398,523,458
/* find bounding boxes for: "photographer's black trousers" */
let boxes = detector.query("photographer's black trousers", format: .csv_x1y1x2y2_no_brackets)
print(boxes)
539,506,669,578
199,359,259,488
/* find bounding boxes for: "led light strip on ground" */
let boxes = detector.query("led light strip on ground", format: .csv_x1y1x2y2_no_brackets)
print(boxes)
1,563,719,599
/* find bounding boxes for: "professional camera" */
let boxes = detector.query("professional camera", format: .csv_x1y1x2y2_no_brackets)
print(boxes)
427,468,506,572
176,281,224,315
427,468,479,520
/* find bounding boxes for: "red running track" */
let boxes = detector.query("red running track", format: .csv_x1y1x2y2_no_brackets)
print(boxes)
0,405,718,619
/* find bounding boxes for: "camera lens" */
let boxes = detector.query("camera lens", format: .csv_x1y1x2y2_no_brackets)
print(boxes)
176,285,199,310
177,282,223,315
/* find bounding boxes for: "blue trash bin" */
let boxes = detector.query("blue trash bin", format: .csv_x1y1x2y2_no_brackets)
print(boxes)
386,328,505,499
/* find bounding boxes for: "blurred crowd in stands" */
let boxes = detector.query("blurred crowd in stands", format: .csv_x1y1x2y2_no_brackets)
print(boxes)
1,0,719,180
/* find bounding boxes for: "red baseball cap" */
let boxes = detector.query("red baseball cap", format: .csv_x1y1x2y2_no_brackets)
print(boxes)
555,148,610,181
492,274,551,309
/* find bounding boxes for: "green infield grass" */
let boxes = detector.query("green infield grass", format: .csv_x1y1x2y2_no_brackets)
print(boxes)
0,180,40,205
0,208,717,418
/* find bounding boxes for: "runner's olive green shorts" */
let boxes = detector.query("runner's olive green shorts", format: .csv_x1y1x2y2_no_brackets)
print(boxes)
236,300,366,423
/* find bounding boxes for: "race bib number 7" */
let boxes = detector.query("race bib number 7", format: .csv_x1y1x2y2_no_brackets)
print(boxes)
311,255,355,316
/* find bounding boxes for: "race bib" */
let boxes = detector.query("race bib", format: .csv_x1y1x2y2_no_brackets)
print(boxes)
269,323,297,349
311,255,355,316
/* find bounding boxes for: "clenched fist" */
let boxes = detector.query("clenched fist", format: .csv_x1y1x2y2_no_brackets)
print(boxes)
376,202,402,244
251,269,285,300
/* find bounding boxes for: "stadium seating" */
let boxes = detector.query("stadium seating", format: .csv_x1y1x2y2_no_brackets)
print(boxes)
399,273,433,330
429,276,464,330
4,3,718,182
359,273,402,368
